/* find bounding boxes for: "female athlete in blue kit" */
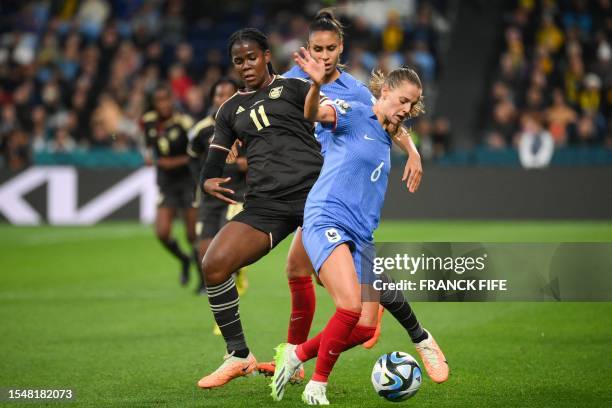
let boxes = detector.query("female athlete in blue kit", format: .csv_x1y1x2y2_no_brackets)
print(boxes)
270,48,448,404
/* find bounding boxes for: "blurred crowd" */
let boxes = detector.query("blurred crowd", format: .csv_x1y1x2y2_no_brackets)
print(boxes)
0,0,449,171
484,0,612,166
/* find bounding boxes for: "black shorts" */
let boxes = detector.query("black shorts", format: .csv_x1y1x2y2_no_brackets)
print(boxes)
157,180,198,209
197,199,245,240
231,198,305,249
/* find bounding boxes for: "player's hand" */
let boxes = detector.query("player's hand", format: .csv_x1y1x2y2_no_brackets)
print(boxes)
203,177,237,205
293,47,325,86
402,152,422,193
226,140,242,164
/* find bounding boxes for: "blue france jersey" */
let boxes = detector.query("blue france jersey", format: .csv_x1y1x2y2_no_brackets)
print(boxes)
304,101,392,242
283,66,375,156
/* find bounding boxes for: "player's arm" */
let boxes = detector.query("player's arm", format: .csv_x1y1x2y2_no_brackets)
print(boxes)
293,47,335,123
157,155,190,169
393,126,423,193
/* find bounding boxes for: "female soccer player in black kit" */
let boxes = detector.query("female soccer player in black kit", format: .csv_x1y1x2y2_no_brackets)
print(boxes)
141,85,198,286
197,28,330,389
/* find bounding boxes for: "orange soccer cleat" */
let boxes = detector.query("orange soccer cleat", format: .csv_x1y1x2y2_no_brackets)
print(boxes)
197,352,257,389
415,329,449,383
362,305,384,349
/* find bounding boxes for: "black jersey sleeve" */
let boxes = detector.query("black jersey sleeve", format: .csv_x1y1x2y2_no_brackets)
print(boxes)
210,104,236,152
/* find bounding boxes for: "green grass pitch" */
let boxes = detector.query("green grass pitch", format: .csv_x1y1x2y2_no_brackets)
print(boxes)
1,221,611,407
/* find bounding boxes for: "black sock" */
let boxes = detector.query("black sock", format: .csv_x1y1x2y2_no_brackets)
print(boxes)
379,273,428,343
161,238,189,262
207,277,249,356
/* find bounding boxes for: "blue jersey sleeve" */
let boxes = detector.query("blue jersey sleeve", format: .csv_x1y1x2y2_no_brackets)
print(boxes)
324,100,366,135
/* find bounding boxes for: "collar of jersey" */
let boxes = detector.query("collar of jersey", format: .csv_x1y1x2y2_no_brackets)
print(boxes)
237,75,278,95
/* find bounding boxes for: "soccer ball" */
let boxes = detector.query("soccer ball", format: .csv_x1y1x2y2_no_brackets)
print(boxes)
371,351,422,401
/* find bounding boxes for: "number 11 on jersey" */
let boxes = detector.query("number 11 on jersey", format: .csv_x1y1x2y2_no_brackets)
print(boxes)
250,105,270,131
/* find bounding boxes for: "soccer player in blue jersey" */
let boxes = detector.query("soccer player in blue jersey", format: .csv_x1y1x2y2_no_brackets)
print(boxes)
270,50,448,404
261,10,447,390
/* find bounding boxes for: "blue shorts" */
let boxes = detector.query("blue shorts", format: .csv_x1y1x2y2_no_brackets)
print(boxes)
302,223,376,284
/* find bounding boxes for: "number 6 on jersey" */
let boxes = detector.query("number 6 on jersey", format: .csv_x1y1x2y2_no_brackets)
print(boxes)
371,161,384,182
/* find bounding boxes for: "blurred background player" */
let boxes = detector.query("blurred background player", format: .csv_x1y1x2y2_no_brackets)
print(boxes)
188,77,249,301
141,85,198,286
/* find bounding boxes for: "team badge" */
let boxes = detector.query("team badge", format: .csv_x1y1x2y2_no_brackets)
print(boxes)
168,128,179,140
148,129,157,138
325,228,342,243
269,86,283,99
334,99,352,114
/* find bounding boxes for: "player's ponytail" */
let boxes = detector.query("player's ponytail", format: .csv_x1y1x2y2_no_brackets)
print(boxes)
309,9,344,40
227,28,276,75
369,67,426,118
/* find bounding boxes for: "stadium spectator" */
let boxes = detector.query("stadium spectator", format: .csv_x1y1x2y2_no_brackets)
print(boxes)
545,88,578,145
486,99,518,149
518,113,554,169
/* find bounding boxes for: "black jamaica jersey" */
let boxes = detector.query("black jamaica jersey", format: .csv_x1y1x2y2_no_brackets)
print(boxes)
141,111,194,185
211,75,324,201
188,114,246,198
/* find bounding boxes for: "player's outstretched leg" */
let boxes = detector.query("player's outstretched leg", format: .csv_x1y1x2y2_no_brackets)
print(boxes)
197,221,269,389
269,343,303,401
414,329,449,383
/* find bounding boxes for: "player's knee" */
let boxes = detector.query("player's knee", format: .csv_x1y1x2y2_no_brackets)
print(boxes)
285,256,312,279
201,251,231,285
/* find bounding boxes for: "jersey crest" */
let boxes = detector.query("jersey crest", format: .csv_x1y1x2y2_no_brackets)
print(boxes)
269,86,283,99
